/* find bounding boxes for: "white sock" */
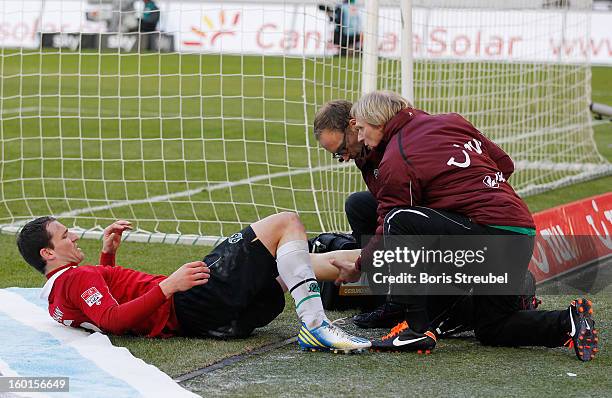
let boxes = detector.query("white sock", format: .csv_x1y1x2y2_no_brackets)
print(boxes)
276,240,327,329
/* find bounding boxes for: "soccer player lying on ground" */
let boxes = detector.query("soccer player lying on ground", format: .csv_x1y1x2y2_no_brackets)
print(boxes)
16,213,371,353
314,93,599,361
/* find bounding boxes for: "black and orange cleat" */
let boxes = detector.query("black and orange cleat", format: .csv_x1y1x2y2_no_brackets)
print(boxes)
565,298,598,362
371,321,437,353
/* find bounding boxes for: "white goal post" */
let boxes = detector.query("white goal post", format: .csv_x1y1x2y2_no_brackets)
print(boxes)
0,0,609,245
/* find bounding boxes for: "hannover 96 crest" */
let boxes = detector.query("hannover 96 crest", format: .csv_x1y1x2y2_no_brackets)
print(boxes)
228,232,243,244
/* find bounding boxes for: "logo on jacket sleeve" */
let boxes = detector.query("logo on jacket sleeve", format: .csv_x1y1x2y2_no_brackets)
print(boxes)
373,169,379,179
81,287,103,307
483,172,506,189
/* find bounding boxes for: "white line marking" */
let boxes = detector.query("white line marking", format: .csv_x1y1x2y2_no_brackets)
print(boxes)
514,161,611,172
1,107,40,115
1,156,607,237
495,120,608,144
4,106,607,128
54,161,353,219
0,106,309,124
1,105,609,242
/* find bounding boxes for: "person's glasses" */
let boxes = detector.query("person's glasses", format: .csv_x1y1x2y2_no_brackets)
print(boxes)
332,133,348,160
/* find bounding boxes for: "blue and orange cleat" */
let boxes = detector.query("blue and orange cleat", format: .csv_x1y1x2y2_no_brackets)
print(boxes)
298,320,371,354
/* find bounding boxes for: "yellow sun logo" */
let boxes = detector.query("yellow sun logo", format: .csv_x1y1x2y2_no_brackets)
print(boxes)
186,10,241,47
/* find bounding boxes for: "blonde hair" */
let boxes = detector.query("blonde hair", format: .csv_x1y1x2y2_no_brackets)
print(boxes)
351,91,412,126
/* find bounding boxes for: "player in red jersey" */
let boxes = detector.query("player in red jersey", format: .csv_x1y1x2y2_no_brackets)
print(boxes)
16,213,371,352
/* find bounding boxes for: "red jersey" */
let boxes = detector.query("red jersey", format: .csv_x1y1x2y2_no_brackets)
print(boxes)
41,252,181,337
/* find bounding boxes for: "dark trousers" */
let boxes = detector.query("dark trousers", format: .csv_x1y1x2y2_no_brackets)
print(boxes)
346,192,472,329
381,206,569,347
345,191,378,247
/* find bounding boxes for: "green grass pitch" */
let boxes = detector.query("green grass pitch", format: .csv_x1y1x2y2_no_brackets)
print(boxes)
0,51,607,237
0,51,360,236
0,53,610,396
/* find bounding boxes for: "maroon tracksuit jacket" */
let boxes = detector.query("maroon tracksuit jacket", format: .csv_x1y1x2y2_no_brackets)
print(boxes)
356,108,534,268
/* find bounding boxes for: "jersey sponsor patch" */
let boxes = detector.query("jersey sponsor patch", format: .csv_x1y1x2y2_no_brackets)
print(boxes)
81,287,103,307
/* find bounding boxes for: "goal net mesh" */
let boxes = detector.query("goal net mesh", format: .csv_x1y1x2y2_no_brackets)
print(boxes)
0,0,607,243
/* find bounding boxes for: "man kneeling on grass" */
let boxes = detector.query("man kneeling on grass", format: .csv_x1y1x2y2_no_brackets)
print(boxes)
16,213,370,353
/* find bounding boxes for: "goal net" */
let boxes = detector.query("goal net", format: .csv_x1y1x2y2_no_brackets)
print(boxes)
0,0,608,244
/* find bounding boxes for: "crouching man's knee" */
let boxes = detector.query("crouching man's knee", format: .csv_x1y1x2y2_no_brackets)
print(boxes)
344,192,362,215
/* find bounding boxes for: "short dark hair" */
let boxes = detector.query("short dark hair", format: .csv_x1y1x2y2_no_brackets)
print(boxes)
16,216,56,274
313,100,352,139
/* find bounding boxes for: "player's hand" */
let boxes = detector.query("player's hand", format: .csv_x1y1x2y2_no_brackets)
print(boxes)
159,261,210,298
102,220,133,254
330,258,361,285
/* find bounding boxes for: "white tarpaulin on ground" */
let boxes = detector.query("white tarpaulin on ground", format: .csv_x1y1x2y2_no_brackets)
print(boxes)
0,288,198,398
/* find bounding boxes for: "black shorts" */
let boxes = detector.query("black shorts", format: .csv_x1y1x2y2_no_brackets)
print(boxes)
173,226,285,338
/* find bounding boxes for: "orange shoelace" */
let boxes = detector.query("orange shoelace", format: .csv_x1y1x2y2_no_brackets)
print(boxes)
381,321,409,341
